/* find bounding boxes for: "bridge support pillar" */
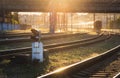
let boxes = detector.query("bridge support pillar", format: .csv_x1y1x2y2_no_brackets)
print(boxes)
49,12,57,33
0,10,5,31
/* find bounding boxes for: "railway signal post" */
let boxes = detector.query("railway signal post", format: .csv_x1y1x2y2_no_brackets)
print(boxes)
31,29,43,62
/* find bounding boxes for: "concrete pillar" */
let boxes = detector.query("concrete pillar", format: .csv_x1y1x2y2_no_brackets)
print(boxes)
0,15,3,31
49,12,57,33
0,10,5,31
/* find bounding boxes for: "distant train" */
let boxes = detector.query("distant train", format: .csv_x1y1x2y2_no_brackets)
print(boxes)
94,20,102,34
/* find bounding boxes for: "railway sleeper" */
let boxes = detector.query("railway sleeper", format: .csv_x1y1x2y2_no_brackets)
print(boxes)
90,74,109,78
72,75,89,78
73,71,110,78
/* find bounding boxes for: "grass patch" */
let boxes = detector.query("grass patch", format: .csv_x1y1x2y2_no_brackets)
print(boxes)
46,35,120,72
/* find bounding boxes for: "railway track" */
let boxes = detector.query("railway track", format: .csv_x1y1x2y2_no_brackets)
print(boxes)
37,45,120,78
0,33,83,45
0,33,32,38
0,32,56,39
0,34,110,58
113,72,120,78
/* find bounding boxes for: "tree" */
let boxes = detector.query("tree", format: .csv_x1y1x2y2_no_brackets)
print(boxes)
109,17,120,29
11,12,19,24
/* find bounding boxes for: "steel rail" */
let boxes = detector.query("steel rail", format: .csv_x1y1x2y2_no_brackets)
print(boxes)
113,72,120,78
0,33,63,39
0,33,83,45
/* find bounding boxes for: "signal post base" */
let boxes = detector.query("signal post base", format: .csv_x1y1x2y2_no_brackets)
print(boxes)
32,42,43,62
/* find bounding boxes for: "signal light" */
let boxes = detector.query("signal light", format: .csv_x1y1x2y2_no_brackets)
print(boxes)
31,29,40,42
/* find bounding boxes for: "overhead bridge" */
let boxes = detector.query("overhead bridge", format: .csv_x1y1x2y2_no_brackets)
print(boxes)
0,0,120,13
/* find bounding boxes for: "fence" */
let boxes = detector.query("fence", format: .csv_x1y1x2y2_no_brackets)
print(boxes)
0,23,20,31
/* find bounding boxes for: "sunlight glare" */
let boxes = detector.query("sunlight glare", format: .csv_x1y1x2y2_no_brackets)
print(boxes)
54,67,67,73
56,29,64,33
18,12,43,15
77,13,88,16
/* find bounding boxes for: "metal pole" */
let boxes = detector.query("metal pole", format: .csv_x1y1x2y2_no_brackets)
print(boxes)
65,13,68,31
44,13,46,28
71,13,73,32
93,13,95,30
113,13,116,29
106,13,108,29
63,13,67,32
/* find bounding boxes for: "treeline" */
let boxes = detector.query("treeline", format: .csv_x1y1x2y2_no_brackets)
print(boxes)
109,17,120,29
0,12,19,24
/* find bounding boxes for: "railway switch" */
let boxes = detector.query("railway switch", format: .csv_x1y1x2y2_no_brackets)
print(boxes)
31,29,43,62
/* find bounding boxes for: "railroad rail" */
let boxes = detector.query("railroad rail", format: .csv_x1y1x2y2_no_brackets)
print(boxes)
0,34,110,57
0,33,63,39
37,45,120,78
0,33,32,38
0,33,83,45
113,72,120,78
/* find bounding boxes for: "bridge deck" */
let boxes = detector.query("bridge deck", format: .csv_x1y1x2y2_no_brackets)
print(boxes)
0,0,120,12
